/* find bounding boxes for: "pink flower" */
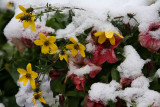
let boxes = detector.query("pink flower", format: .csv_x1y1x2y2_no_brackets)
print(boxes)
84,95,106,107
10,24,54,52
67,54,102,91
70,74,86,91
92,36,122,65
138,22,160,52
120,78,133,87
68,54,102,78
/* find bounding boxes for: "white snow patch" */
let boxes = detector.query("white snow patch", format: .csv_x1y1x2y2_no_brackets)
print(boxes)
117,45,149,79
88,80,120,105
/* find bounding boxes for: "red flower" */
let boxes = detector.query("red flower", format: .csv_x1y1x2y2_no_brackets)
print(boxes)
67,54,102,91
92,36,122,65
120,78,133,87
70,74,86,91
116,98,127,107
49,69,66,81
138,22,160,52
84,95,106,107
9,24,54,52
68,54,102,78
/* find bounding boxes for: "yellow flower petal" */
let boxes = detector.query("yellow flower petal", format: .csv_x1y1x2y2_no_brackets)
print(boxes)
48,36,56,43
30,78,36,89
23,21,30,28
59,54,64,60
64,54,68,63
27,63,32,73
71,49,78,57
18,75,26,82
17,68,27,75
49,49,57,54
79,49,85,57
109,36,115,45
115,33,124,38
41,45,49,54
31,14,35,21
98,34,106,44
105,32,114,38
39,33,47,41
33,99,36,106
19,5,26,12
94,32,105,37
49,43,58,51
34,40,44,46
39,97,46,104
66,44,74,49
30,21,36,32
32,97,35,101
23,78,29,86
15,13,25,19
38,92,43,96
79,44,85,50
31,71,38,79
70,37,78,44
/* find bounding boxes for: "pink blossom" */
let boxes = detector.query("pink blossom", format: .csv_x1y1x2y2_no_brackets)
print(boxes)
92,36,122,65
84,95,106,107
70,74,86,91
138,22,160,52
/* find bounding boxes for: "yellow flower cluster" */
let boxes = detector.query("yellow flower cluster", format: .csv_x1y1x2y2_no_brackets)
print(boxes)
34,33,86,63
17,63,46,106
15,5,36,32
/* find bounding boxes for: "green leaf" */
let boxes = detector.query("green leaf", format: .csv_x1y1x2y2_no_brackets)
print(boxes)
111,67,120,82
65,91,77,96
68,9,75,23
66,97,81,107
149,78,160,92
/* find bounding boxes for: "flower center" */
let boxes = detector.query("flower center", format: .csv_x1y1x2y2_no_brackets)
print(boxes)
74,44,79,50
44,41,50,46
35,94,40,99
20,15,31,22
61,50,65,55
25,73,31,79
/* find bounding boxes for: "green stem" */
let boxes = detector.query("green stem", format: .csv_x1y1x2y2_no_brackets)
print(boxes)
121,98,136,107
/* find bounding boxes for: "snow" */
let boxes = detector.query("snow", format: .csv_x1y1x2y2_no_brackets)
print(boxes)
155,68,160,78
88,80,120,104
1,0,160,106
131,76,150,89
117,45,149,79
0,103,5,107
2,0,160,41
15,75,56,107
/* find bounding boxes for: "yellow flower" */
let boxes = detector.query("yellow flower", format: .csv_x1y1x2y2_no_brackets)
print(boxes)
7,2,13,8
59,49,68,63
17,63,38,89
15,5,36,32
66,37,85,57
32,92,46,106
94,32,124,45
34,33,58,54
